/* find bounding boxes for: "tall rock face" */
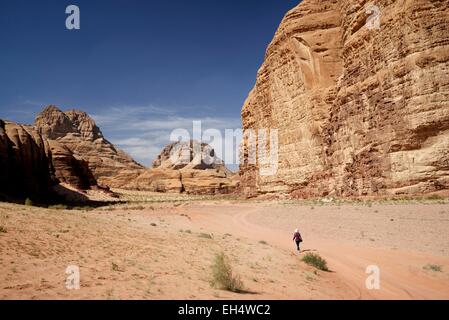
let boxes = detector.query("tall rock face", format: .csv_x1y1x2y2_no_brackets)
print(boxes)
47,139,97,190
35,106,145,188
128,141,238,194
241,0,449,198
0,120,56,199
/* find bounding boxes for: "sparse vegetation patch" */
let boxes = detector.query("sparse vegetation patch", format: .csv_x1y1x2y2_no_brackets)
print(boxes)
302,253,329,272
424,264,442,272
210,252,244,293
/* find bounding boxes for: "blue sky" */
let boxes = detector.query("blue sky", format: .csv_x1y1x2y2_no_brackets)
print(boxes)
0,0,299,167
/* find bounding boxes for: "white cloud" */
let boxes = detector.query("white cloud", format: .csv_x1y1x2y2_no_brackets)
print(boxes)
91,105,242,168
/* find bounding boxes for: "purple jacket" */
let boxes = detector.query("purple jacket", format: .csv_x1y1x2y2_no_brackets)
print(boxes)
293,232,302,242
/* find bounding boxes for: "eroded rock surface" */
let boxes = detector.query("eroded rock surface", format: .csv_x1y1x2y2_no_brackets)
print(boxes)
129,141,238,194
240,0,449,198
0,120,56,199
35,106,145,188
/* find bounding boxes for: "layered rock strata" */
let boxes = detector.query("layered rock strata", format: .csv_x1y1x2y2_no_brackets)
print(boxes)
240,0,449,198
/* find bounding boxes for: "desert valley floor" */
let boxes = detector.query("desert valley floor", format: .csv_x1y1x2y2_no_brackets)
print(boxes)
1,192,449,300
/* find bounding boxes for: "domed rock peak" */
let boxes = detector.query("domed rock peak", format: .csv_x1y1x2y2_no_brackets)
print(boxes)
35,105,145,188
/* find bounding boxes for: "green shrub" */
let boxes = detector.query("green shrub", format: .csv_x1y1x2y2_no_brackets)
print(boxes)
302,253,329,271
24,198,34,206
111,262,120,272
129,205,145,210
210,252,244,293
424,264,442,272
426,194,443,201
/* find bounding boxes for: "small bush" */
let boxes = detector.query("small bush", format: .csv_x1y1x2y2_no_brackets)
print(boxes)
0,226,7,233
424,264,442,272
111,262,120,272
73,206,94,211
24,198,34,206
210,252,244,293
259,240,268,245
426,194,443,201
129,205,145,210
302,253,329,271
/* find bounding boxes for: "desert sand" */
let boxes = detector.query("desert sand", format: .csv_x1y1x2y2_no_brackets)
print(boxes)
1,192,448,300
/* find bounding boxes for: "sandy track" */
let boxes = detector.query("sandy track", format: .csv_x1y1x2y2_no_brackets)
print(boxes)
1,200,448,299
184,202,449,300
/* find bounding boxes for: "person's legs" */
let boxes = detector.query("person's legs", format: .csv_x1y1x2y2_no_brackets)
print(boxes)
295,241,300,251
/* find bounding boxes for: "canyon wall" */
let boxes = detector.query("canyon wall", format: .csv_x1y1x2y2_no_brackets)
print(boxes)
0,120,56,200
240,0,449,198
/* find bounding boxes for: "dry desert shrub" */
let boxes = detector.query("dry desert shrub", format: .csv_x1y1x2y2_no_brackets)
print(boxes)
302,253,329,272
210,252,244,293
424,264,442,272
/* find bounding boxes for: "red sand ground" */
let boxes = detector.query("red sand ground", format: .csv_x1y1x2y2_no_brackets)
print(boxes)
1,196,448,300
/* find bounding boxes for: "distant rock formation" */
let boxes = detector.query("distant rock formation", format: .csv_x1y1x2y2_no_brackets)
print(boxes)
1,111,237,200
240,0,449,198
35,105,145,188
0,119,56,200
128,141,238,194
32,106,237,195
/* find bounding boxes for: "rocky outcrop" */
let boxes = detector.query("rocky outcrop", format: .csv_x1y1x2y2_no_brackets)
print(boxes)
47,139,97,190
128,169,183,193
0,120,56,199
240,0,449,198
35,106,145,188
128,141,238,194
0,118,105,202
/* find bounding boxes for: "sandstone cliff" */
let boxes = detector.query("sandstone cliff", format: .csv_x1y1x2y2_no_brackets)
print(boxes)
0,117,106,202
0,119,56,200
47,139,97,190
128,141,238,194
240,0,449,198
35,106,145,188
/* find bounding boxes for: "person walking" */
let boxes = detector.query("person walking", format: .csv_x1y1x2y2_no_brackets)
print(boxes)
293,228,303,252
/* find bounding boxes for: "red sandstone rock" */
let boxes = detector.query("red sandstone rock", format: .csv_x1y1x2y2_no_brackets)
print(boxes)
240,0,449,198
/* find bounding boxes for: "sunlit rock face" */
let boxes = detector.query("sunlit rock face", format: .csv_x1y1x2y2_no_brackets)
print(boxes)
240,0,449,198
128,141,239,195
35,105,145,189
